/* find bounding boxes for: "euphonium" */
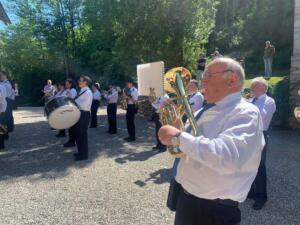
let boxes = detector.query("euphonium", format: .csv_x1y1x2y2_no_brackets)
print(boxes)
158,67,200,158
120,88,129,110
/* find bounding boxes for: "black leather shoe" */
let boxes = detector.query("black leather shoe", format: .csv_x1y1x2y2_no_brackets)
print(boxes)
64,142,76,147
74,156,88,161
152,146,159,150
158,148,167,153
252,202,264,210
124,137,136,142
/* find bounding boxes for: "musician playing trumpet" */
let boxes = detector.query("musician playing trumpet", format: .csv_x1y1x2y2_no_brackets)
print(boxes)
159,58,265,225
124,80,138,142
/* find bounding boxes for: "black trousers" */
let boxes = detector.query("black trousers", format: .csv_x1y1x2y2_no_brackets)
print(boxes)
175,191,241,225
107,103,117,133
126,104,136,139
249,131,268,204
73,111,90,157
4,98,14,132
0,113,5,149
90,100,100,127
68,127,75,143
153,112,165,149
58,129,66,135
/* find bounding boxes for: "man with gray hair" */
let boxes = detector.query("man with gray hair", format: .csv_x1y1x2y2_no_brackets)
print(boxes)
159,58,265,225
248,77,276,210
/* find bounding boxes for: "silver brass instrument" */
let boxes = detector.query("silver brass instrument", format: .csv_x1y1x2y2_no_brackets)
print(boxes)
158,67,200,158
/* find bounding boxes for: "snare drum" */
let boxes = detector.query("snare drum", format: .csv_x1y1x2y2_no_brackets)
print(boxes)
45,96,80,129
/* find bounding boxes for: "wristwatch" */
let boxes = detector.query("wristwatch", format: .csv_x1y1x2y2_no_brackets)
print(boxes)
171,132,182,146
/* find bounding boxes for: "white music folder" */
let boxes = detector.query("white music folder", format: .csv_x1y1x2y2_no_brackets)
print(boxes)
137,61,165,97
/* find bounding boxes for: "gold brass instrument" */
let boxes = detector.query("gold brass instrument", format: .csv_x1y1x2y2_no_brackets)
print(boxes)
120,88,129,110
158,67,200,158
148,87,156,103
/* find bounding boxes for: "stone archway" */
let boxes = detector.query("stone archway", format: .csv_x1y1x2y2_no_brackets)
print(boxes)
290,0,300,127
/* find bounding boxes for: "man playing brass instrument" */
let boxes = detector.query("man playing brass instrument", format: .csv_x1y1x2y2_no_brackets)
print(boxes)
159,58,265,225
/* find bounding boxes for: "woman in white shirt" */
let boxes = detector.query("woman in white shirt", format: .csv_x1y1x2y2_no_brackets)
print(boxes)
90,83,101,128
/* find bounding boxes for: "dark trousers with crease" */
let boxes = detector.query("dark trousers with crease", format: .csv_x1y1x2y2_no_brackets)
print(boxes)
126,104,136,139
175,191,241,225
4,98,14,132
153,112,165,149
248,131,268,204
0,113,5,149
73,111,90,157
90,100,99,127
107,103,117,133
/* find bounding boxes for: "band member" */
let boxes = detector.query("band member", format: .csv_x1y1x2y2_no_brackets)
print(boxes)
55,83,68,137
0,84,7,150
0,71,15,132
43,80,55,102
64,75,93,161
152,94,169,152
64,78,77,143
248,77,276,210
124,81,138,142
90,83,101,128
186,80,204,113
104,85,118,134
159,58,265,225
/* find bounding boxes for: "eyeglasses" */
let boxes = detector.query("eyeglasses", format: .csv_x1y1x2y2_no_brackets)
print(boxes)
202,69,234,79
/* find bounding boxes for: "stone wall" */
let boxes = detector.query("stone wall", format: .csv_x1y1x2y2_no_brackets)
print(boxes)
290,0,300,126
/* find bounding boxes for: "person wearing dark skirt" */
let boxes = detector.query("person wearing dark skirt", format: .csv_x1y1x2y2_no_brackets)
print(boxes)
104,85,118,134
64,75,93,161
90,83,101,128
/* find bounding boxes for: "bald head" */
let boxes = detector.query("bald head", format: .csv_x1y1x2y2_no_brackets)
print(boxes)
201,58,245,103
207,58,245,89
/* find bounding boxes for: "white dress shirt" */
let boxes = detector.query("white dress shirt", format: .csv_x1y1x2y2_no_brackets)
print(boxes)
66,88,77,99
0,85,7,113
93,90,101,101
2,80,15,100
252,94,276,131
189,91,204,113
43,84,55,98
128,87,139,105
152,94,169,110
75,87,93,111
176,92,265,203
105,89,118,104
55,89,68,97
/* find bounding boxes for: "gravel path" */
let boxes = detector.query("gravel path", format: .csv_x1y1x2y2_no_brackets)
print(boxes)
0,107,299,225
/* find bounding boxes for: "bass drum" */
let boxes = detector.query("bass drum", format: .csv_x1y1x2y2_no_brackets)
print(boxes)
45,96,80,129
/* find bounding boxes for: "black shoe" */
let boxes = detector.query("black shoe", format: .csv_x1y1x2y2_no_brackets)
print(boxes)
158,147,167,153
74,156,88,161
64,142,76,147
56,133,66,138
124,137,136,142
73,153,79,157
152,146,159,150
252,202,264,210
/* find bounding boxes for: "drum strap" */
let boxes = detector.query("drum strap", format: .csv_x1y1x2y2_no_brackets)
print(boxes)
75,90,88,100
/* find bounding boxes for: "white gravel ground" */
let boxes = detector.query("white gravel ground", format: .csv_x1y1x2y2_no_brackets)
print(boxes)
0,107,299,225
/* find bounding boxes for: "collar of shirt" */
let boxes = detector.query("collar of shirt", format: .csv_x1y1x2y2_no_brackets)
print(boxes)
80,86,89,93
257,93,267,100
214,92,242,109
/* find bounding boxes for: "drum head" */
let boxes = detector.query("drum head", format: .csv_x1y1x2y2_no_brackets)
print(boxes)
48,105,81,129
294,107,300,122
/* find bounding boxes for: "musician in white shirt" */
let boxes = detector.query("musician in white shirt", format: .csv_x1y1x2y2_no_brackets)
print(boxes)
159,58,265,225
0,71,15,132
151,94,169,152
54,83,68,138
0,84,7,150
186,79,204,113
104,85,118,134
43,80,55,102
90,83,101,128
64,76,93,161
124,81,139,142
248,77,276,210
65,78,77,99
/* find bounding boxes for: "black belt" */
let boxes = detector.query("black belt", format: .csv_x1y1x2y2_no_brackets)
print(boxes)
183,189,239,207
108,102,117,105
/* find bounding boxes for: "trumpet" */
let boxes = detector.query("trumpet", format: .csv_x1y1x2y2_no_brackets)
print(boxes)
158,67,199,158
